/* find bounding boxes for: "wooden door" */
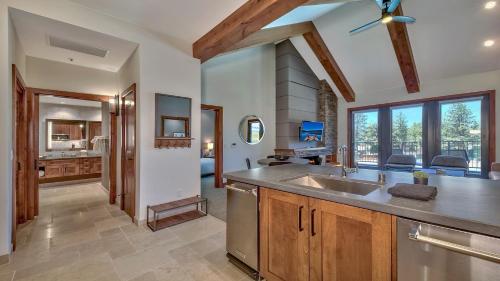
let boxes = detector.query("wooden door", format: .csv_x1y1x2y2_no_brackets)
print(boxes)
13,66,28,226
121,85,136,220
260,188,310,281
309,198,392,281
88,121,102,149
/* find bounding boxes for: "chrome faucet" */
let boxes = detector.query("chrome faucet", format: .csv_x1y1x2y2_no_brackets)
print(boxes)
338,145,358,177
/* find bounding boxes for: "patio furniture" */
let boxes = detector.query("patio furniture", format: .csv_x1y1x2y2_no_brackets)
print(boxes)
442,149,470,164
430,155,468,176
385,154,416,172
489,163,500,180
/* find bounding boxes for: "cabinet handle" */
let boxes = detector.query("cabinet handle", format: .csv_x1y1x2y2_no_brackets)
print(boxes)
298,206,304,232
311,209,316,236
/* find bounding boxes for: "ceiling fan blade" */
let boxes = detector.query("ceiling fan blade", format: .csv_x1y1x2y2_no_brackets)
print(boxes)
349,18,382,34
373,0,383,9
392,16,416,23
387,0,401,13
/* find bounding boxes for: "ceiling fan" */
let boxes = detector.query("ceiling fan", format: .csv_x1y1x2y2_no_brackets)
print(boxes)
349,0,416,34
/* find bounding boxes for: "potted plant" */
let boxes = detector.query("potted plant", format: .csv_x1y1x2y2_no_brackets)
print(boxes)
413,171,429,185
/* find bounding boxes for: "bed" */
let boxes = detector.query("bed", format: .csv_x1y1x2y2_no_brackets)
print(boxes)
201,157,215,177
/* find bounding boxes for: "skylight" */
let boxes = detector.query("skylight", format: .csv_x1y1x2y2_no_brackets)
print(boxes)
264,3,344,29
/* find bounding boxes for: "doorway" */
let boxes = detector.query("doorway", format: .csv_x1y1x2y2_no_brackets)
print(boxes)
200,104,223,187
121,84,136,221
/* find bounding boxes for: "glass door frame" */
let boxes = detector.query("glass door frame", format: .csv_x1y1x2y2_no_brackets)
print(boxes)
347,90,495,178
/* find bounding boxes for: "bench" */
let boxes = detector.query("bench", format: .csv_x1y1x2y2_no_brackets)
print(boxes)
147,195,208,232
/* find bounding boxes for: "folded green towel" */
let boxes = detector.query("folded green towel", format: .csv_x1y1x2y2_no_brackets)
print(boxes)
388,183,437,201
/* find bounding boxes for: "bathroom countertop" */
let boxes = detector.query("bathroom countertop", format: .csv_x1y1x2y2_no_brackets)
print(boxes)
224,164,500,238
39,155,102,160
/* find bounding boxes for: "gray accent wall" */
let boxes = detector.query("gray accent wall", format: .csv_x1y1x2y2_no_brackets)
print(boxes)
276,40,321,149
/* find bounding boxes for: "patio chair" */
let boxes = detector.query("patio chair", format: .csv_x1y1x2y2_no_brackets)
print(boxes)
430,155,468,176
385,154,416,172
490,163,500,180
442,149,470,164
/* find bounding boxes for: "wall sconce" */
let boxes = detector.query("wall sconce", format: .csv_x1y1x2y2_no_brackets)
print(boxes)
109,95,120,116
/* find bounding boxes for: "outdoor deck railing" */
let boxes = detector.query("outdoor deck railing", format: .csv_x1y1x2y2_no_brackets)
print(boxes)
353,140,481,172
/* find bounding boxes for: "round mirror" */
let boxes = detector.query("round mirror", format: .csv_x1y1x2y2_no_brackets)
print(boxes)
239,115,265,145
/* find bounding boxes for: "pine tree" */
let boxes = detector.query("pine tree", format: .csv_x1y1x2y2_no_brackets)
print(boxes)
392,112,409,144
442,103,479,141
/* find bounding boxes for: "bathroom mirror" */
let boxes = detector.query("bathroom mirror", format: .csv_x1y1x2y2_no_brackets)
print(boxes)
239,115,265,145
155,93,192,148
46,119,88,151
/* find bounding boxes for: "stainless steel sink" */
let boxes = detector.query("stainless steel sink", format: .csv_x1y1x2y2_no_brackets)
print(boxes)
283,174,380,196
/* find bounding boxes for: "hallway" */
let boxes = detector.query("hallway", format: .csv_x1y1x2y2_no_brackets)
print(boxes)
1,183,249,281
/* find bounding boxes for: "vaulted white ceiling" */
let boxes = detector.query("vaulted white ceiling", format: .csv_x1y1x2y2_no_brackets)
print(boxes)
68,0,248,52
292,0,500,96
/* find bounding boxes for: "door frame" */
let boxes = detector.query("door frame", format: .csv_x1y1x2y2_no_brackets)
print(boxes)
201,104,224,188
12,65,28,251
120,84,137,220
27,87,119,206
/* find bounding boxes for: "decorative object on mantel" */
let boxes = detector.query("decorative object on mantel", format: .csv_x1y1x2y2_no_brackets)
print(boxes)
146,195,207,232
154,93,192,149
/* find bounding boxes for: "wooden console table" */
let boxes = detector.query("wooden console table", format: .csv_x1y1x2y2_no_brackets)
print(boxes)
147,195,207,232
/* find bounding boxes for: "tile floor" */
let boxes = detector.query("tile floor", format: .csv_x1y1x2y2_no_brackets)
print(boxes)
1,182,251,281
201,176,227,221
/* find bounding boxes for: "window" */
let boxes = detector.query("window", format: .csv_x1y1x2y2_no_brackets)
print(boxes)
391,105,423,166
440,99,482,173
348,91,494,177
352,110,378,166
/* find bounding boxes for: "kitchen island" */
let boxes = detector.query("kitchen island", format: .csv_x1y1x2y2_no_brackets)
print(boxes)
224,164,500,281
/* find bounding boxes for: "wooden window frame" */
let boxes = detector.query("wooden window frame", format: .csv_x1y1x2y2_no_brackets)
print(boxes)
347,90,496,177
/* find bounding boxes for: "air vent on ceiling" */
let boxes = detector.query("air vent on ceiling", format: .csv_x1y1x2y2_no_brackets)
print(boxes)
48,36,109,58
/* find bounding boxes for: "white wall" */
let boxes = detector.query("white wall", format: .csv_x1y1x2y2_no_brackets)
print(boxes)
336,69,500,160
26,56,118,95
202,45,276,172
0,0,202,255
38,103,102,155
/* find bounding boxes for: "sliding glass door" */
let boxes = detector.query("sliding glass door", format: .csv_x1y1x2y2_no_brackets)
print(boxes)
348,91,493,177
352,110,378,166
440,99,482,173
391,105,423,166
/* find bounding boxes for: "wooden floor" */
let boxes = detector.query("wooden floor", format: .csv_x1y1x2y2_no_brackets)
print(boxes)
0,182,251,281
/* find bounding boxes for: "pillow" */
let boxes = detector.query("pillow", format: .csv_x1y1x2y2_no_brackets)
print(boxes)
431,155,468,168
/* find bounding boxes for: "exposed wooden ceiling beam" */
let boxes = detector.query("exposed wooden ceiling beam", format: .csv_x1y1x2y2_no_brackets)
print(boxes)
304,0,361,6
386,5,420,93
193,0,309,63
303,25,355,102
225,22,315,54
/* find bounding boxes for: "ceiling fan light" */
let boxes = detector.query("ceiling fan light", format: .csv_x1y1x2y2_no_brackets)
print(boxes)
381,16,393,24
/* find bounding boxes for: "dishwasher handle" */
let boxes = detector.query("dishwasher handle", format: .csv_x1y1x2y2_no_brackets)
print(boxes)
409,228,500,264
226,184,258,197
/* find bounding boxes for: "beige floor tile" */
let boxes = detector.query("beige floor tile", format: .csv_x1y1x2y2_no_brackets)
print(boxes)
8,182,251,281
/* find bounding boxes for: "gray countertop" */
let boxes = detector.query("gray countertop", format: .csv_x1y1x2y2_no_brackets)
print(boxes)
224,164,500,238
39,155,102,160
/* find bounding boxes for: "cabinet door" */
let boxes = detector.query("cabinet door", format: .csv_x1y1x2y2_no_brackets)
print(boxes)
69,124,82,140
90,157,102,174
309,198,392,281
63,160,80,176
45,163,64,178
260,188,309,281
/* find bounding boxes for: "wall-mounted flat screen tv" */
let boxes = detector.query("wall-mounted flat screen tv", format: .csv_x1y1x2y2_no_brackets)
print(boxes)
299,121,324,142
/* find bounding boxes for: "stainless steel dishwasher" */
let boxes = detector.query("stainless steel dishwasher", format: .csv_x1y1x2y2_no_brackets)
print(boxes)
398,218,500,281
226,182,259,274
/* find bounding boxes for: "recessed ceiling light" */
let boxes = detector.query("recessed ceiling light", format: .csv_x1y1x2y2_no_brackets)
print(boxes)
484,40,495,47
485,1,497,9
60,101,65,104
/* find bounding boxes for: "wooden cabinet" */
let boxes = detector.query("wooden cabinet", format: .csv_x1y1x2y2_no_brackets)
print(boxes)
260,187,394,281
39,157,102,183
260,188,310,281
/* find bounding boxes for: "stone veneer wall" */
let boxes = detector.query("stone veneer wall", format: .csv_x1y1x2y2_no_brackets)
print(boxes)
275,40,338,154
318,80,338,158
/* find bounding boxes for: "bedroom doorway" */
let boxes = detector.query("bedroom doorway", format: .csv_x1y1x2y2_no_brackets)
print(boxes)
200,104,225,221
201,104,223,187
